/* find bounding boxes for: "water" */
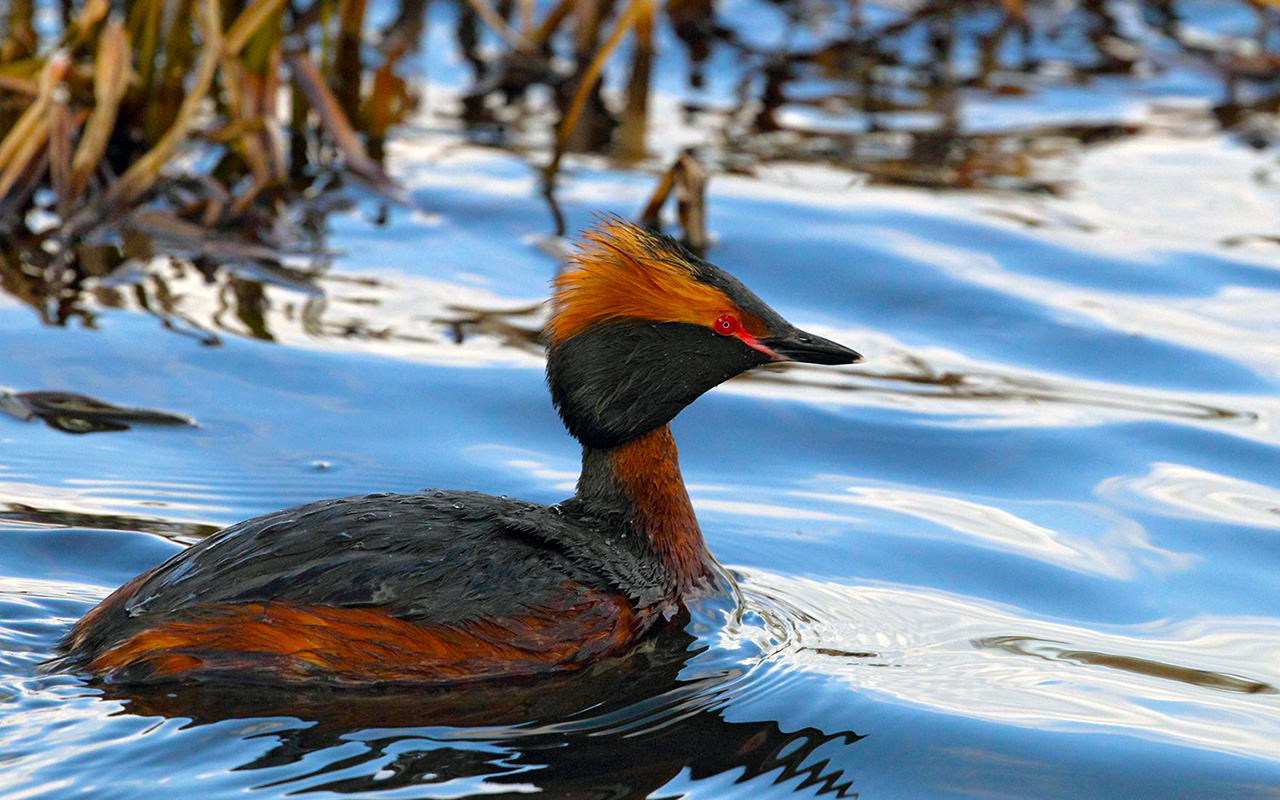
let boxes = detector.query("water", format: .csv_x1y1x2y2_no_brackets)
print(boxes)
3,1,1280,797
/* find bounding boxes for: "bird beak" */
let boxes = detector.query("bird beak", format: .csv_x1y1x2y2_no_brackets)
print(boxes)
762,328,862,365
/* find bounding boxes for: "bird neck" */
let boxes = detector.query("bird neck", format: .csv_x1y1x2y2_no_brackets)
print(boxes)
576,425,709,594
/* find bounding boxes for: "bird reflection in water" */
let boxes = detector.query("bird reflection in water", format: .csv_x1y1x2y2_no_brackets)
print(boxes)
99,621,863,799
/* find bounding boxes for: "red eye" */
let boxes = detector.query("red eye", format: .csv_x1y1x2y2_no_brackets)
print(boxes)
714,314,740,336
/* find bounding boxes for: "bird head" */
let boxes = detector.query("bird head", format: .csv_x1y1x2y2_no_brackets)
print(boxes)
546,217,860,448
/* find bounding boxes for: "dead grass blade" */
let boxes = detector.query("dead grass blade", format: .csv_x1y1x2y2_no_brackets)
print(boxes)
287,50,404,201
70,19,130,203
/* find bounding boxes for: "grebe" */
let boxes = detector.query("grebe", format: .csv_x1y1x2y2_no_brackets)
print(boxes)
61,217,859,685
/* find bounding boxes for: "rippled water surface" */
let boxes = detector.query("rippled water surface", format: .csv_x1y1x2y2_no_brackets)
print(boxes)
3,1,1280,798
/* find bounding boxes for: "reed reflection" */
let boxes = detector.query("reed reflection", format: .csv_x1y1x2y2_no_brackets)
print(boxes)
3,0,1277,317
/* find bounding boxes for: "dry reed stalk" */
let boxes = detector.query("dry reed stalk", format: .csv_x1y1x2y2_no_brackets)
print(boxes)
97,0,223,213
2,0,38,60
366,44,408,154
239,0,288,185
64,0,110,49
219,7,279,189
0,73,38,94
638,165,673,224
572,0,608,57
458,0,528,49
672,151,707,255
997,0,1025,20
547,0,653,176
257,46,287,181
0,116,49,202
617,0,653,162
145,0,197,142
638,150,707,255
286,50,402,199
0,51,43,98
0,54,69,171
518,0,535,35
225,0,288,55
69,19,130,203
127,0,163,102
221,58,276,187
332,0,369,122
0,53,71,204
49,85,76,218
531,0,575,46
0,146,48,221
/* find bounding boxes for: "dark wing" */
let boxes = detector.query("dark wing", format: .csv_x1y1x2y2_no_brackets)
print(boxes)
63,491,675,664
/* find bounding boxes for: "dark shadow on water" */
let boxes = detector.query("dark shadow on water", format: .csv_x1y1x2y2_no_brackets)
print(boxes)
97,623,865,799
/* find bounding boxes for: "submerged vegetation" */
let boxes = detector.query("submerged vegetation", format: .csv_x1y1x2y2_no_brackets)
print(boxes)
0,0,1277,337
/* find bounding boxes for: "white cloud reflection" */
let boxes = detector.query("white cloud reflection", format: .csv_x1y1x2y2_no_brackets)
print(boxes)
1098,463,1280,531
790,485,1192,578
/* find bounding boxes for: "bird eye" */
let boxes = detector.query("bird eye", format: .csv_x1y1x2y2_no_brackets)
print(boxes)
714,314,740,336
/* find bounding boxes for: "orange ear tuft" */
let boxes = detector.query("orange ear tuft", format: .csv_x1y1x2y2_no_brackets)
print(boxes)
549,217,757,342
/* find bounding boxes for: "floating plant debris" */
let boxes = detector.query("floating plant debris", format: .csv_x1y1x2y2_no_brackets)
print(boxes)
0,389,196,434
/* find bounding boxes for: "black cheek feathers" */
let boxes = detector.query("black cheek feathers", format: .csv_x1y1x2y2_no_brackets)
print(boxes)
547,321,771,448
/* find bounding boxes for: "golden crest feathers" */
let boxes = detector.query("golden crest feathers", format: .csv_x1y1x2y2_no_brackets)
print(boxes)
549,216,740,342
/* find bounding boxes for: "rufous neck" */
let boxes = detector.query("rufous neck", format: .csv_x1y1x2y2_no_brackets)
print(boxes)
577,425,709,593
